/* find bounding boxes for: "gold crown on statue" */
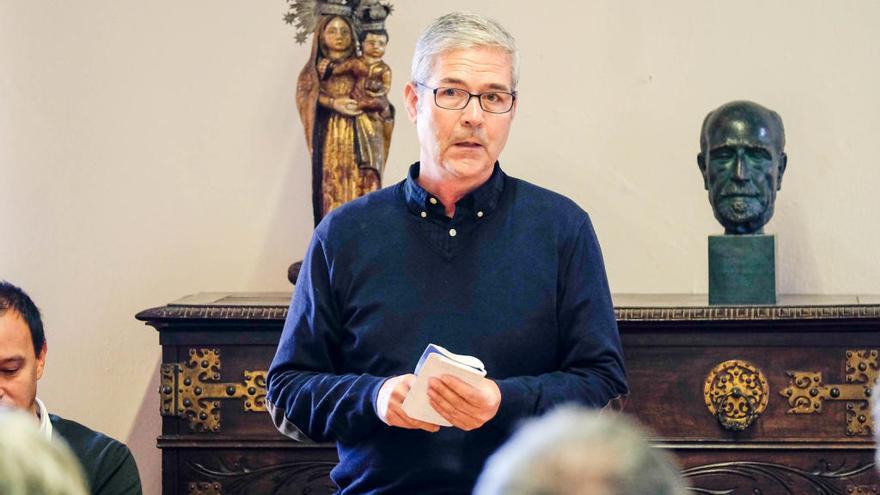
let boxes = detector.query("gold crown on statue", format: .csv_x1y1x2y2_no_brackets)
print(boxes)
355,0,392,32
319,0,352,16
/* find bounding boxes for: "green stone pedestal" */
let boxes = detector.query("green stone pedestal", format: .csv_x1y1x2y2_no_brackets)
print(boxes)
708,234,777,305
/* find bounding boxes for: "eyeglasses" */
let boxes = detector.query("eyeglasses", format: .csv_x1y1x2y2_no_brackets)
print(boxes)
414,81,516,114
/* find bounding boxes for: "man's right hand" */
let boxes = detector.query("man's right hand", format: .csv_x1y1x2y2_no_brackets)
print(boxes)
375,374,440,432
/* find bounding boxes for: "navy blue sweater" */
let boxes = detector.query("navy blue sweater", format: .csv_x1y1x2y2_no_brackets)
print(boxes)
267,163,628,494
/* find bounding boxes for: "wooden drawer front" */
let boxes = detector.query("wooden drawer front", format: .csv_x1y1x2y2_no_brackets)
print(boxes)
624,343,877,441
621,321,878,443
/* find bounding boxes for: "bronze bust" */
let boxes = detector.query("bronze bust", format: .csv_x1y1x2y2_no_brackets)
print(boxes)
697,101,787,235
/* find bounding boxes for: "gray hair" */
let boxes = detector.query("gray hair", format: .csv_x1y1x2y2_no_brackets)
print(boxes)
474,406,690,495
0,408,89,495
411,12,520,90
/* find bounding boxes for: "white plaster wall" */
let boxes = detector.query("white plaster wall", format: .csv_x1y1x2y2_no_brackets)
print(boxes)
1,1,877,493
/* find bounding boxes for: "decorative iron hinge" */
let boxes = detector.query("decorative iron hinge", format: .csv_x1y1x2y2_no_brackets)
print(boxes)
780,349,878,436
160,348,267,433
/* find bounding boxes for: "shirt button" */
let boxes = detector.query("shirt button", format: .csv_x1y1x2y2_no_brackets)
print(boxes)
476,211,484,218
429,197,438,205
420,211,427,218
449,228,457,237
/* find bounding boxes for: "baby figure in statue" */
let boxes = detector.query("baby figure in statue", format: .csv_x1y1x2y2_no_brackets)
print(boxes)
330,28,394,179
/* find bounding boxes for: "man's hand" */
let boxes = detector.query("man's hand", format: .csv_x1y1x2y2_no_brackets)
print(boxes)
427,375,501,431
375,374,440,432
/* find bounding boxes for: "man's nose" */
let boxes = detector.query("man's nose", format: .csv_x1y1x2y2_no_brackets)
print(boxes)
461,95,484,127
733,149,749,181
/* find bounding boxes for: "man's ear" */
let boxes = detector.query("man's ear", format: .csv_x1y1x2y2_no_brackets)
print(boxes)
403,82,419,123
697,153,709,190
776,152,788,191
35,342,46,381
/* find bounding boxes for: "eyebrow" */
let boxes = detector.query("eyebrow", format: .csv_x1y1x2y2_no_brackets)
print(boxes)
710,144,771,152
437,77,511,92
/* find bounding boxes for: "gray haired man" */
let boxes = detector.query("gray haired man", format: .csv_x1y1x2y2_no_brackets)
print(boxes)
267,12,627,494
474,407,690,495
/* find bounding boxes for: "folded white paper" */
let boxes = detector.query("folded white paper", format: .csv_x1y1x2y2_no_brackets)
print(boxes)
401,344,487,426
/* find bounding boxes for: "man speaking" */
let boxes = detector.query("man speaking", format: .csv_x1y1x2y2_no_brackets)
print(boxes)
267,12,627,494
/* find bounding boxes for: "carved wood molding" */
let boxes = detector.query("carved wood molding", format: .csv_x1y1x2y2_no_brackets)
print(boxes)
616,305,880,322
140,303,880,323
137,305,289,321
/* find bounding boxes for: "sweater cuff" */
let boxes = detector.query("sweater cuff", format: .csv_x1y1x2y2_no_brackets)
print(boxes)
336,374,389,445
489,378,536,432
370,376,392,422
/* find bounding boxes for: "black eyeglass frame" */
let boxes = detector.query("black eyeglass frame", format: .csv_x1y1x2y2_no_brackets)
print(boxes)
414,81,517,114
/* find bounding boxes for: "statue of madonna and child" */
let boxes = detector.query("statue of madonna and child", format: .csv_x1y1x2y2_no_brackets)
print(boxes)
285,0,395,228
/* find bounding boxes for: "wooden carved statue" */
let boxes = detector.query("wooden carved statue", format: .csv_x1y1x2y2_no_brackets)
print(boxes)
286,0,394,227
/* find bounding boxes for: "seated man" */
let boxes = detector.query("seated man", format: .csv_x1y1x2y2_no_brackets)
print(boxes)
474,406,690,495
0,281,142,495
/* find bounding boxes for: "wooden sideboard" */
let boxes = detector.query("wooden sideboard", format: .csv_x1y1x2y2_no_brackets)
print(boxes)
137,293,880,495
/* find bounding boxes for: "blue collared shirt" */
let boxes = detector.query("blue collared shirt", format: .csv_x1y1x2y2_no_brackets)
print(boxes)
403,162,505,259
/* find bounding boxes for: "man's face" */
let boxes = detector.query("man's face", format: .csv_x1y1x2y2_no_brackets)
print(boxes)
362,33,387,59
0,310,45,415
699,119,786,234
321,16,352,53
404,46,516,187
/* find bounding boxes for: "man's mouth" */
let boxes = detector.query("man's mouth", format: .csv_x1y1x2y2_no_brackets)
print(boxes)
454,141,482,148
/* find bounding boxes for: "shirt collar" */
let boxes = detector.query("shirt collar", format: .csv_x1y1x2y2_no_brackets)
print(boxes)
403,162,505,218
35,396,53,440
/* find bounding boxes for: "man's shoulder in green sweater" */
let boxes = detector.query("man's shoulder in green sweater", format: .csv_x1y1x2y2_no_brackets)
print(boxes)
51,414,142,495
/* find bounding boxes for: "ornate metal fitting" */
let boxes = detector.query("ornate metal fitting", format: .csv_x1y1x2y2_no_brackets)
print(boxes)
160,348,267,433
846,486,879,494
188,482,222,495
780,349,878,436
704,360,769,431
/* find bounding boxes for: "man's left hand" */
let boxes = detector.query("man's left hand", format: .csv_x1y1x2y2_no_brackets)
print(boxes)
427,375,501,431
